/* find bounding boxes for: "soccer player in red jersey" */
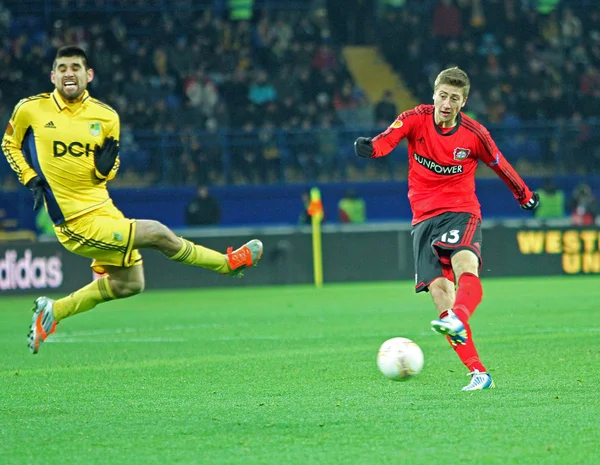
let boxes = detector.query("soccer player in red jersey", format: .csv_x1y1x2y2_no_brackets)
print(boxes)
354,67,539,391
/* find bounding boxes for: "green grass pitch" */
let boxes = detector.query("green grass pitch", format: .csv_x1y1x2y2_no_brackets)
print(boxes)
1,276,599,465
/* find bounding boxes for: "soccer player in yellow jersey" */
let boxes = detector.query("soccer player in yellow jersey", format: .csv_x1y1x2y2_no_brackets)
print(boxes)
1,46,263,354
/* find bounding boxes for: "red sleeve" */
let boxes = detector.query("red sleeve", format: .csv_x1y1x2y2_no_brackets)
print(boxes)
474,126,533,204
370,107,419,158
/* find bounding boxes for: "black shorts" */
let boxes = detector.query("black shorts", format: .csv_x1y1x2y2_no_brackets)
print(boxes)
412,212,482,293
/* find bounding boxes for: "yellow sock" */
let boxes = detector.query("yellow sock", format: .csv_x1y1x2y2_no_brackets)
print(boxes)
53,276,116,322
170,238,229,273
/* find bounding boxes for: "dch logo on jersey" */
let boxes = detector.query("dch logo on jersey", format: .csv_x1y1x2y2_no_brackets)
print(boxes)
53,141,95,157
453,147,471,161
390,119,403,129
89,122,101,136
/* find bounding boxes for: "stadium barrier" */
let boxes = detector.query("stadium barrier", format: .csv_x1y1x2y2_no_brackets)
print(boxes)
3,175,600,232
1,220,599,296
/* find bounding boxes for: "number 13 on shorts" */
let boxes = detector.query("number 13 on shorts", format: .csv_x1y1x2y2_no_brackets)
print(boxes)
440,229,460,244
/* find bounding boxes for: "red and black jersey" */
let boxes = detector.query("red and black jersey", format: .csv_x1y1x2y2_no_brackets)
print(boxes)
371,104,533,225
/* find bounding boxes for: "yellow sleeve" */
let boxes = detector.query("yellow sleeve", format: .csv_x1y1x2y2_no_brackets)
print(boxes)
1,101,38,186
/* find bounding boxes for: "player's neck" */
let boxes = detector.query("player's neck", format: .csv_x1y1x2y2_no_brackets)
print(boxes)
64,93,85,105
65,96,84,104
434,116,458,129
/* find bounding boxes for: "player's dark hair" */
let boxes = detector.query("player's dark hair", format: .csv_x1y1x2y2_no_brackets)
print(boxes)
434,67,470,98
53,46,90,70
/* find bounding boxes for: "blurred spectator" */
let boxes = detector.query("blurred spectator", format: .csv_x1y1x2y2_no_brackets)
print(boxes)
374,90,397,126
237,121,262,183
431,0,462,39
316,115,340,181
334,80,372,127
579,66,600,96
312,44,337,71
295,119,318,181
333,80,362,111
561,8,582,47
248,70,277,105
258,121,281,183
185,70,219,118
185,186,221,226
338,189,366,223
569,183,598,226
0,2,11,33
534,178,565,220
478,33,502,56
298,190,312,225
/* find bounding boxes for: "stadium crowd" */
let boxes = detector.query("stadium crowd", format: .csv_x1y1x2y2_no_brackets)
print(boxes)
1,0,600,188
380,0,598,124
1,1,367,186
379,0,600,172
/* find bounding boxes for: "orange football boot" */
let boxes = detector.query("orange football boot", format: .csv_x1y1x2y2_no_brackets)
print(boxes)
28,297,57,354
224,239,263,277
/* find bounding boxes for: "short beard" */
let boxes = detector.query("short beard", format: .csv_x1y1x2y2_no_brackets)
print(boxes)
56,86,86,103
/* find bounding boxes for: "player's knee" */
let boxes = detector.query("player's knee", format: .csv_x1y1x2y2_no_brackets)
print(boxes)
111,278,145,298
127,278,145,296
451,250,479,277
430,286,449,303
429,278,454,299
146,220,177,248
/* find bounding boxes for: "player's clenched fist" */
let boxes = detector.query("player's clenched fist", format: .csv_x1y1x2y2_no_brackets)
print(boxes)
354,137,373,158
94,136,119,179
520,191,540,210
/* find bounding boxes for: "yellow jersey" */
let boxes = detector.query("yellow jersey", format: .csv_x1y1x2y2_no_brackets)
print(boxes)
2,89,121,225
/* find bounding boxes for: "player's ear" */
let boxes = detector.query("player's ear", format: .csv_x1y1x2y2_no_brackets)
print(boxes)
50,71,55,85
86,68,94,84
462,97,468,108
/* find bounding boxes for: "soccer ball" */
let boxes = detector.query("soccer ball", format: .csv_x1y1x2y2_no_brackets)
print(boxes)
377,337,424,381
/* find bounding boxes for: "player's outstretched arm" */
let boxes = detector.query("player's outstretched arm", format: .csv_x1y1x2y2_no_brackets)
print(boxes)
358,108,417,159
476,132,538,210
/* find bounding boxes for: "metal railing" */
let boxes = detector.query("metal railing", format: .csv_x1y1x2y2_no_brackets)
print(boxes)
99,121,600,186
1,121,597,187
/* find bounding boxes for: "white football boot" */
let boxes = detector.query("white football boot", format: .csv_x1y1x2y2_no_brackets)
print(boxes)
462,370,495,391
431,309,467,345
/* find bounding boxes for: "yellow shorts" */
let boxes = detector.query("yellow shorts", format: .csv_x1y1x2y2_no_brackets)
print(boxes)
55,203,143,275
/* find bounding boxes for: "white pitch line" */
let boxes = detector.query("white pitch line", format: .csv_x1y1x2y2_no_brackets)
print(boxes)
50,322,247,340
50,327,139,338
47,337,186,344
